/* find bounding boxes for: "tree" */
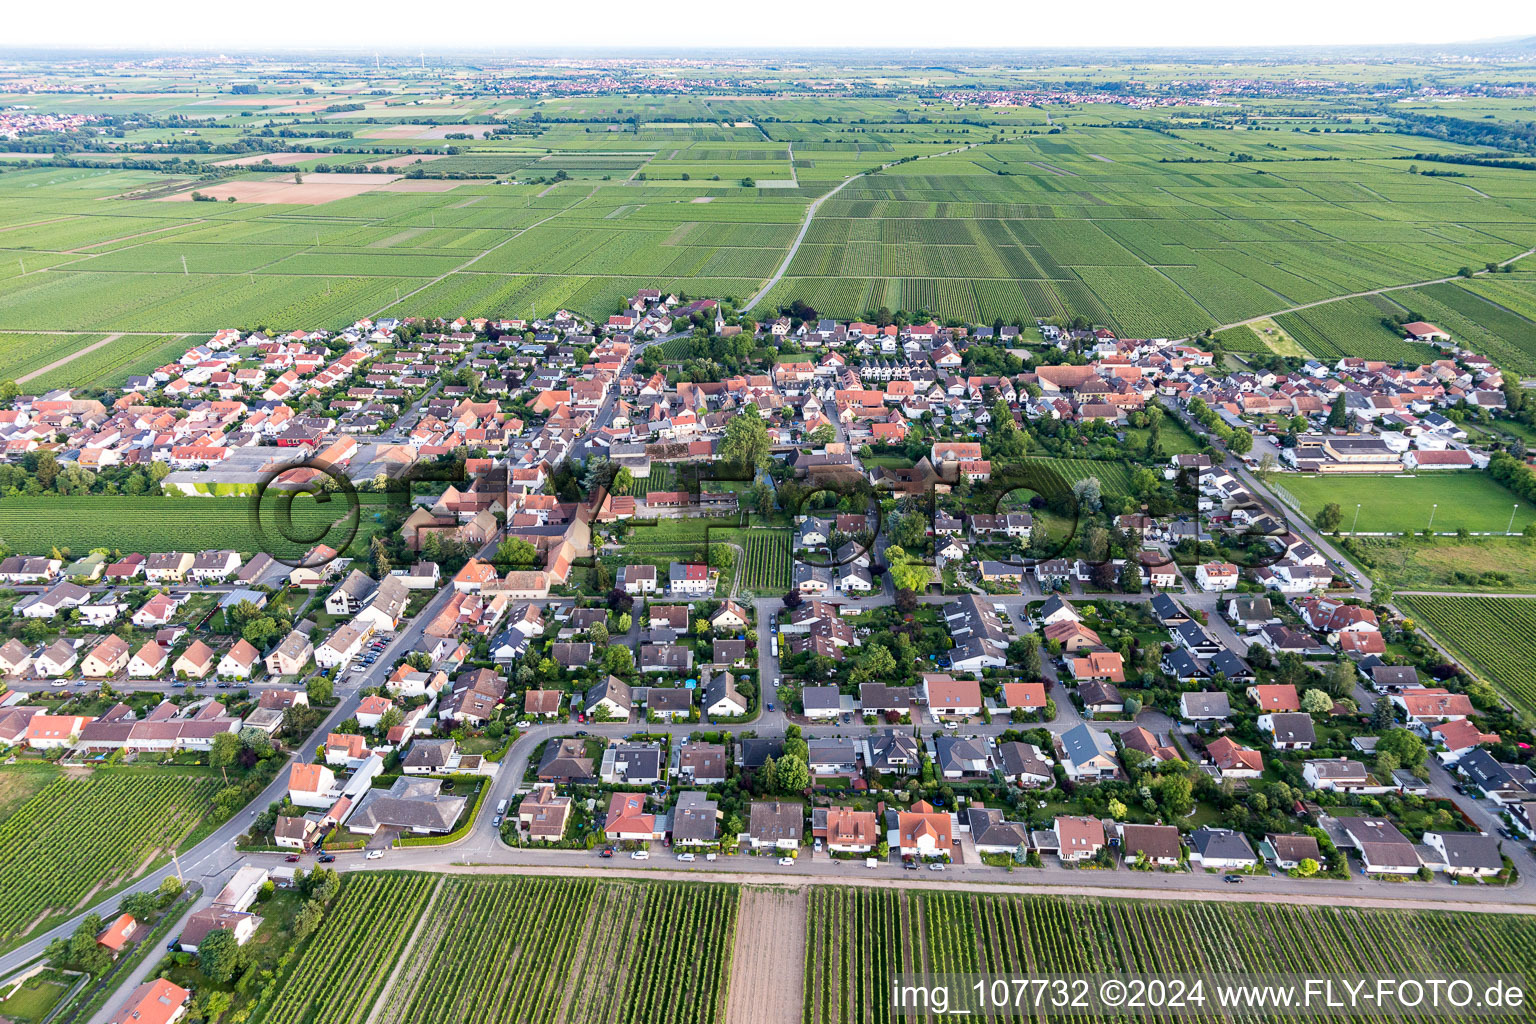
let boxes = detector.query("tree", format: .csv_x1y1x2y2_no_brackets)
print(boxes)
774,755,810,793
1123,695,1142,717
293,899,325,941
210,731,240,782
198,928,241,983
1377,728,1426,769
589,622,610,648
1071,476,1102,514
1370,695,1395,731
1327,394,1348,429
1295,857,1319,877
307,675,334,704
306,867,340,904
241,616,281,648
720,404,772,469
1315,502,1343,533
1008,639,1042,679
1321,659,1356,700
369,535,392,579
1226,429,1253,456
805,424,836,446
1118,558,1142,594
495,537,538,566
1301,688,1334,714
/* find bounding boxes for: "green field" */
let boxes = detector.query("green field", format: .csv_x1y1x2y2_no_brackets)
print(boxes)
737,529,791,593
1,96,1535,362
805,888,1536,1024
256,874,739,1024
0,972,72,1023
1278,472,1534,535
0,493,387,559
1399,594,1536,717
1344,535,1536,592
0,767,221,948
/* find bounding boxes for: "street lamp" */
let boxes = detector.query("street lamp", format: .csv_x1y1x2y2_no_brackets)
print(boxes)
1351,503,1362,535
1509,504,1521,536
1427,503,1438,532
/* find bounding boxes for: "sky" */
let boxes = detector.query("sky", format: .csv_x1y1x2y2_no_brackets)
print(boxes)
8,0,1536,52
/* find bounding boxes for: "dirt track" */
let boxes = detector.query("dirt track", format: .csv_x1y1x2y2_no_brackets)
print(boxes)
726,887,806,1024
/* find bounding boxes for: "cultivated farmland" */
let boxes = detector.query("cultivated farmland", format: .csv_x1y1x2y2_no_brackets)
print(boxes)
372,875,738,1024
0,767,220,947
0,494,386,558
804,888,1536,1024
251,872,437,1024
1398,594,1536,716
739,529,791,592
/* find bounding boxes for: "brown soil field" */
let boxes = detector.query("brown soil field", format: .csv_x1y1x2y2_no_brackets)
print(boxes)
158,174,401,205
726,886,806,1024
364,153,449,170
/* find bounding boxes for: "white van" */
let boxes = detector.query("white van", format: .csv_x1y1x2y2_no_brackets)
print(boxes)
495,799,508,816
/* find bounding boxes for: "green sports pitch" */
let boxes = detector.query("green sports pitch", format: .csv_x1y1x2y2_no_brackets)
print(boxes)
1280,471,1536,535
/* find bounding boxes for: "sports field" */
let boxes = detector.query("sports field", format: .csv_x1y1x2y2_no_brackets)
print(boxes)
1279,472,1535,535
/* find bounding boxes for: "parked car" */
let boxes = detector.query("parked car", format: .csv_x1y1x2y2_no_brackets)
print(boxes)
928,863,946,872
677,853,696,862
366,849,385,860
777,857,795,866
492,816,503,828
318,853,335,863
284,853,300,863
1223,874,1242,884
599,846,615,858
631,850,650,861
705,852,717,861
515,720,530,728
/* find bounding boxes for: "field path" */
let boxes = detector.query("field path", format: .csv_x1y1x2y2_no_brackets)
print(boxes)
725,887,806,1024
17,333,123,384
1206,246,1536,335
741,144,977,313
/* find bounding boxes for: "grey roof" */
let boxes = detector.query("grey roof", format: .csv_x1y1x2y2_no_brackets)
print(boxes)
402,738,454,770
1266,712,1316,745
586,675,632,712
801,685,842,713
1180,691,1231,719
969,807,1031,849
749,801,803,842
1162,648,1202,680
1431,832,1503,872
671,791,719,844
1151,593,1187,623
1058,723,1115,767
998,741,1052,780
738,738,783,769
1189,827,1257,862
349,777,465,833
703,673,746,711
